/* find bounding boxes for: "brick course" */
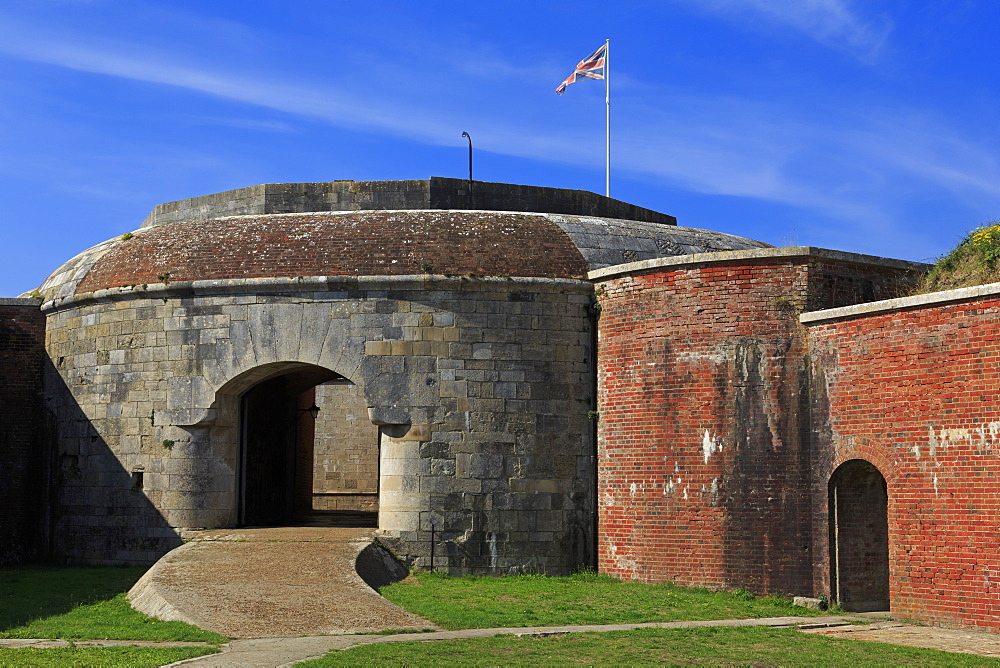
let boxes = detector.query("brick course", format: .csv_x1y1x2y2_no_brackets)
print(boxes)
594,251,917,595
0,300,46,564
807,292,1000,630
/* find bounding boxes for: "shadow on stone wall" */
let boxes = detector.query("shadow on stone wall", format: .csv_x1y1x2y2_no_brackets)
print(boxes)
46,364,182,565
0,301,46,565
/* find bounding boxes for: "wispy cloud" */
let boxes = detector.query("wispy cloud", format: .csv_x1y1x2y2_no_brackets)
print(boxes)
0,6,995,257
675,0,893,60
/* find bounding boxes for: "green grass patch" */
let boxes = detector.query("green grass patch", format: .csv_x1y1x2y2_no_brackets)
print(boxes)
0,565,225,642
302,626,1000,666
380,571,823,630
919,220,1000,293
0,646,219,667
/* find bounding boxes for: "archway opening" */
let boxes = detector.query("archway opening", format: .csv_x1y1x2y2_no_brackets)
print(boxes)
238,366,379,528
829,459,889,612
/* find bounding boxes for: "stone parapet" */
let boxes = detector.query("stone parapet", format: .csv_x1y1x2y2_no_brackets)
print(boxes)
140,177,677,228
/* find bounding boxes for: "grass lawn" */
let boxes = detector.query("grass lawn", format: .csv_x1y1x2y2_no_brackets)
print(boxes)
0,646,219,667
0,565,223,642
303,626,1000,667
0,565,223,666
380,570,825,630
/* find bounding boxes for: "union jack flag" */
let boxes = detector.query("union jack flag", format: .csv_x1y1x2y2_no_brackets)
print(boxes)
555,43,607,95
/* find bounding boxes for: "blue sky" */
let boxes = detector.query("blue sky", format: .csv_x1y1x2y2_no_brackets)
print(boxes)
1,0,998,296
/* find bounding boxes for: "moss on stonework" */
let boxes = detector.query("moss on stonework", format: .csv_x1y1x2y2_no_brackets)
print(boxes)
917,219,1000,293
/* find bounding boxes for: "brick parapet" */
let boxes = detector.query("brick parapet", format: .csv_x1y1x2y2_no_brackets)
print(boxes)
589,246,928,282
593,253,920,595
805,292,1000,631
0,300,47,564
801,280,1000,324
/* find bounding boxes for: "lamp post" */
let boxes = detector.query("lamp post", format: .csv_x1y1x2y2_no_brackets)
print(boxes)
461,131,473,195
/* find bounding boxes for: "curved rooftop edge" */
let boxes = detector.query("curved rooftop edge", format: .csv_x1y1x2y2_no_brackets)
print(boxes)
35,210,768,300
39,274,595,314
588,246,930,282
800,280,1000,325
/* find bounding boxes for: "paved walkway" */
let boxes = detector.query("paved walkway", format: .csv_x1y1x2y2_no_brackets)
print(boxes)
127,527,434,638
6,616,1000,665
802,620,1000,658
90,527,1000,664
165,616,883,667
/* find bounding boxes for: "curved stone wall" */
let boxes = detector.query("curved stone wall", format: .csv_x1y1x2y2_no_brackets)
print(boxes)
43,275,595,573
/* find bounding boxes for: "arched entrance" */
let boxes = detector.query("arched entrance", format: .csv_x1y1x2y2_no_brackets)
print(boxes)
237,365,379,527
829,459,889,611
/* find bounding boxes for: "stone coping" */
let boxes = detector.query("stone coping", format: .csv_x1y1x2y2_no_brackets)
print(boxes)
800,281,1000,325
588,246,928,282
0,297,42,306
140,177,677,228
40,274,594,313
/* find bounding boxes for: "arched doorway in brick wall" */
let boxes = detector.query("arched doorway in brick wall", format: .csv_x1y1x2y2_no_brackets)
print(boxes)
237,365,379,527
829,459,890,612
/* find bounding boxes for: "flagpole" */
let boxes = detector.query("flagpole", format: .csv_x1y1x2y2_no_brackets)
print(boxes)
605,38,610,198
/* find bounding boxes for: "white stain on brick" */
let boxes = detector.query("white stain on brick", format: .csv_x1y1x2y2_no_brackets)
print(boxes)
927,421,1000,457
702,430,721,464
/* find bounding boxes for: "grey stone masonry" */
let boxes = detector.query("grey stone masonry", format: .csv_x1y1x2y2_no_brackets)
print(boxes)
42,275,595,573
310,381,380,512
140,177,677,228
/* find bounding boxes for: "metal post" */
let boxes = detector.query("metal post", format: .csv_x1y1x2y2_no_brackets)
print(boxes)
461,132,473,196
430,523,436,572
604,38,610,198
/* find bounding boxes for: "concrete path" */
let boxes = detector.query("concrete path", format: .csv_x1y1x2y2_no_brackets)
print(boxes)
7,616,1000,665
127,527,434,638
171,616,863,667
112,528,1000,664
802,620,1000,658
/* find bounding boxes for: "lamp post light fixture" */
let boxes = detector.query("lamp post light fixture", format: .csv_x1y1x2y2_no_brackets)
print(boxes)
298,403,320,419
461,131,473,194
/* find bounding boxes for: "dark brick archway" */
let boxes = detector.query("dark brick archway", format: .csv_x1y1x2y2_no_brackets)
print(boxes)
829,459,889,612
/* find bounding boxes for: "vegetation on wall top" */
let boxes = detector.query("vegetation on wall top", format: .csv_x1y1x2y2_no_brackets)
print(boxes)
919,220,1000,293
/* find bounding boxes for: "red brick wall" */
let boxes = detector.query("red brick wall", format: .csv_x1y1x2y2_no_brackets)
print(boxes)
0,301,47,564
808,293,1000,630
595,253,916,595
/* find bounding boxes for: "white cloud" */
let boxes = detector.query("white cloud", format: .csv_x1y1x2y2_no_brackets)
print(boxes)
675,0,893,60
0,6,996,257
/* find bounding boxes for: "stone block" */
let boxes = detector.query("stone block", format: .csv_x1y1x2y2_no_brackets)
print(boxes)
456,453,503,479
